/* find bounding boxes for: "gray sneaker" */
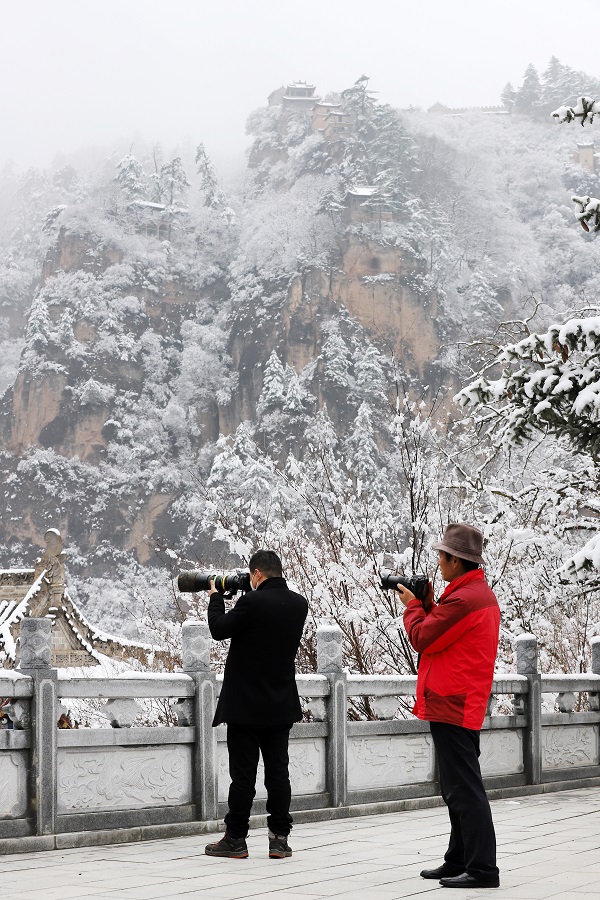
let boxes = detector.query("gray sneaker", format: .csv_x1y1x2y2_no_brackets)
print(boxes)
269,835,292,858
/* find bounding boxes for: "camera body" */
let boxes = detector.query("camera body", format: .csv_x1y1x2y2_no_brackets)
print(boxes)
380,569,429,602
177,570,252,595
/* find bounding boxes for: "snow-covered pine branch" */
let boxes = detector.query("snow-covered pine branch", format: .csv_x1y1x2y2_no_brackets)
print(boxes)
552,96,600,125
552,97,600,231
455,315,600,458
572,195,600,232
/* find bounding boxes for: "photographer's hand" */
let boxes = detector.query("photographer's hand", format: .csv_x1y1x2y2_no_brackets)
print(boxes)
208,578,218,598
422,581,435,613
396,584,416,607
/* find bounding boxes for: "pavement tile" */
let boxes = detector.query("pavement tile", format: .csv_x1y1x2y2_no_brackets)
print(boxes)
2,787,600,900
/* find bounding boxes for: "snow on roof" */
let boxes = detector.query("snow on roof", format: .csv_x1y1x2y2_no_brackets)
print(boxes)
347,185,377,197
128,200,166,210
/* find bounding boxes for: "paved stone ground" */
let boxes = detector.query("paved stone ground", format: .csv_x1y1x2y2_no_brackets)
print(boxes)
1,788,599,899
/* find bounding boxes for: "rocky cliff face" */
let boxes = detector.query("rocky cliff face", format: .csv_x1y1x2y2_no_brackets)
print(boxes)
1,216,440,567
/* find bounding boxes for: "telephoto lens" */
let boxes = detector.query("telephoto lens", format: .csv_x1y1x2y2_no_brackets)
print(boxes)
177,571,252,594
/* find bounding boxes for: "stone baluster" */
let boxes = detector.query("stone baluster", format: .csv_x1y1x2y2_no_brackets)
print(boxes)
316,623,347,808
514,633,541,785
590,636,600,711
18,617,57,837
182,620,218,822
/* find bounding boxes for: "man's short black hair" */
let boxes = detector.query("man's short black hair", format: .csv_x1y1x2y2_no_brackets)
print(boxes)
441,550,480,572
248,549,283,578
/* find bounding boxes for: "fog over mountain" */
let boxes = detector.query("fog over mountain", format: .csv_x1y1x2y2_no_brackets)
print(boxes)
1,0,599,173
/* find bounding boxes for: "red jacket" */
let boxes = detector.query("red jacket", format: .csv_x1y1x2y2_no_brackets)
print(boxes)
403,569,500,730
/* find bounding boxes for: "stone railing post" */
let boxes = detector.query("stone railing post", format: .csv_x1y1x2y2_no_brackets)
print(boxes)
18,617,57,836
515,633,541,785
590,636,600,711
316,623,347,808
182,620,218,822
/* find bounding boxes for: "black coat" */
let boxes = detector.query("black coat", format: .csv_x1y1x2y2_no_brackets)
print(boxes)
208,577,308,726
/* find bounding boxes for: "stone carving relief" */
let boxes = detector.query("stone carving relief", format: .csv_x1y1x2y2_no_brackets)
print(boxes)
316,624,343,673
181,621,211,673
347,734,433,790
0,752,28,818
172,698,194,726
304,698,326,721
515,635,538,675
34,528,66,589
556,692,576,713
0,571,34,586
542,726,598,769
19,618,52,669
57,746,192,813
5,700,30,730
103,698,142,728
479,730,524,776
370,696,399,720
217,738,326,802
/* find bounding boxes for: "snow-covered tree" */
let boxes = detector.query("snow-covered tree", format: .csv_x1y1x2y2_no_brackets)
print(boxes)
115,154,147,201
195,142,224,209
515,64,542,115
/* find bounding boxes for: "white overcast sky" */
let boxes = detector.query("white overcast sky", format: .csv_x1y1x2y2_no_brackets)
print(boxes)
1,0,598,174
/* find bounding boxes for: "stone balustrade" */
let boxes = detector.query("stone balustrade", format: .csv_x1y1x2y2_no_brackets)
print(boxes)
1,622,599,854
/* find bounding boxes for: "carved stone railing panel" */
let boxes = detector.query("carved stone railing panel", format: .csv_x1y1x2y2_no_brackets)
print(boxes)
480,729,524,776
542,725,598,769
217,736,326,803
57,745,192,812
347,733,434,790
0,751,29,818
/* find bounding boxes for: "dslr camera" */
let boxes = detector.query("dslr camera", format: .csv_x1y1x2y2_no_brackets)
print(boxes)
380,569,429,603
178,570,251,595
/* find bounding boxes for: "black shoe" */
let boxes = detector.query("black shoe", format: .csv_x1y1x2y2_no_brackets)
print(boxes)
205,832,248,858
420,864,464,879
269,835,292,858
440,873,500,889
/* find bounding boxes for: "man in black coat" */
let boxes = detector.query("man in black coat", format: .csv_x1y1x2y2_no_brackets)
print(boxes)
204,549,308,860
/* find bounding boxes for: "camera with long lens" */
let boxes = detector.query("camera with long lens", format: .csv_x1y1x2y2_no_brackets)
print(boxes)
177,570,251,595
380,569,429,602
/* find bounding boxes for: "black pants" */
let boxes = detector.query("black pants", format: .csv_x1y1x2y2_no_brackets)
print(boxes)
430,722,499,882
224,723,293,840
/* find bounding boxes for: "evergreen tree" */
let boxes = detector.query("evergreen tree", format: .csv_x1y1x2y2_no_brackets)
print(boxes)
283,365,306,412
515,64,542,115
115,154,147,201
321,326,352,389
345,402,379,481
156,157,190,208
195,142,223,209
353,344,387,406
257,350,286,414
500,82,516,110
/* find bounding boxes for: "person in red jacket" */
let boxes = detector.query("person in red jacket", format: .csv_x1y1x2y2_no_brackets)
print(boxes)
397,523,500,890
